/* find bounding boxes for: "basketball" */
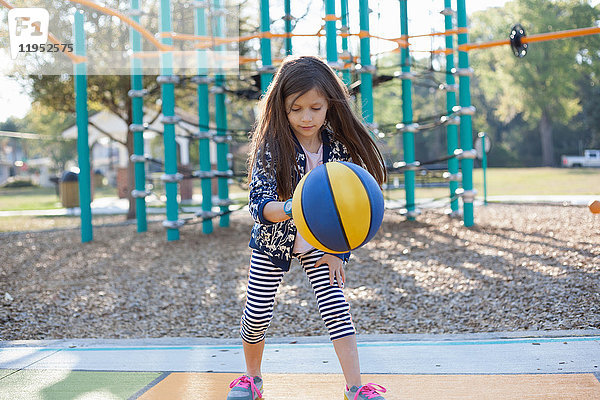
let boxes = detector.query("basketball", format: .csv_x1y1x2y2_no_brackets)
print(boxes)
291,161,384,253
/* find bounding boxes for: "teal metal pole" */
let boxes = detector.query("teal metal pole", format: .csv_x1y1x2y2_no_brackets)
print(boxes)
214,0,230,227
129,0,147,233
456,0,475,226
479,132,488,205
358,0,373,126
325,0,337,64
194,1,213,234
443,0,460,216
73,9,92,243
284,0,292,55
159,0,181,240
259,0,273,93
399,0,417,220
339,0,351,85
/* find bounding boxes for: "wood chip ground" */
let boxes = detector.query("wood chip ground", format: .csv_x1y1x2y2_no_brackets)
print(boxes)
1,204,598,340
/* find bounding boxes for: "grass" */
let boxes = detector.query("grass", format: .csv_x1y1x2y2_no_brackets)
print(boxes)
0,186,117,211
1,168,597,212
384,167,600,201
0,215,128,233
0,168,598,232
475,168,600,196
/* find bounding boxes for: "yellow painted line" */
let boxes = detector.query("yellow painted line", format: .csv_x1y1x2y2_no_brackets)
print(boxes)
138,372,600,400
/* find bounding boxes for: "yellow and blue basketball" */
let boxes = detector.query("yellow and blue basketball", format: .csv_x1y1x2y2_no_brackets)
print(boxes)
292,161,384,254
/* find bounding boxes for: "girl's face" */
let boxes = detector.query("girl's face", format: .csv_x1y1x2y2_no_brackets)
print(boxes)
285,88,328,144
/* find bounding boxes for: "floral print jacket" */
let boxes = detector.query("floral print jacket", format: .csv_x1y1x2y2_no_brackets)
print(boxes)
248,128,351,271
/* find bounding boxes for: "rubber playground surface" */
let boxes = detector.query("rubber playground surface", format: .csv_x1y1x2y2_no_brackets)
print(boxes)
1,330,599,400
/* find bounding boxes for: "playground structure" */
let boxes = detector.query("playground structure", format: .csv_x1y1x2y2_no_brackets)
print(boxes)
79,0,480,243
2,0,599,243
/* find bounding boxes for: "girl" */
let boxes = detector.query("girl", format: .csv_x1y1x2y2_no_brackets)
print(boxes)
227,55,388,400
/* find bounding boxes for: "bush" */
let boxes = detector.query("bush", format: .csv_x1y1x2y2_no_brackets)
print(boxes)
1,177,37,188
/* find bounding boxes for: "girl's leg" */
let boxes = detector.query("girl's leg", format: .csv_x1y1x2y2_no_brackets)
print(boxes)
333,334,361,387
243,339,265,378
298,250,360,387
239,251,285,377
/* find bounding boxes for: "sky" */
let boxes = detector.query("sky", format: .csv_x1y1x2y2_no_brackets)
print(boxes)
0,0,589,123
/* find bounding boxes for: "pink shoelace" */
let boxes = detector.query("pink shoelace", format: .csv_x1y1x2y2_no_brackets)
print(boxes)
353,383,387,400
229,376,261,398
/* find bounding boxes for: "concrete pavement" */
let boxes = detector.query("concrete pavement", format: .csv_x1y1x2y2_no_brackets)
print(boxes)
1,330,599,399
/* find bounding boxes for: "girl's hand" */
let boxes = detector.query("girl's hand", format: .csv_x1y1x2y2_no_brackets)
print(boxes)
314,254,345,288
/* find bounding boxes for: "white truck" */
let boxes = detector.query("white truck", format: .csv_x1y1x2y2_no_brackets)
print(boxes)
561,149,600,168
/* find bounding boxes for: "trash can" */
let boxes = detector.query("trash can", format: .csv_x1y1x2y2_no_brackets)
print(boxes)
93,169,104,188
59,171,79,208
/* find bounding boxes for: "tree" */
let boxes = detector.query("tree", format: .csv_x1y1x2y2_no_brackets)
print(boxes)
574,3,600,150
0,119,25,177
27,72,162,218
21,103,77,172
17,0,255,219
578,77,600,149
470,0,599,166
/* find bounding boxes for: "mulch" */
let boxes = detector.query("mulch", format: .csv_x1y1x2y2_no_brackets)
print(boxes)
1,204,598,340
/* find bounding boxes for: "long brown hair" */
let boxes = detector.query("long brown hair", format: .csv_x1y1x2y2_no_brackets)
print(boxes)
248,55,387,200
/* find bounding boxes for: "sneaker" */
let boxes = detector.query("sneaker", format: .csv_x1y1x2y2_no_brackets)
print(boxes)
344,383,387,400
226,375,263,400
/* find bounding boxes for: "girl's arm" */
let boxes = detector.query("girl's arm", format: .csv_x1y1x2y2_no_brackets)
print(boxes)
262,201,291,223
248,147,282,225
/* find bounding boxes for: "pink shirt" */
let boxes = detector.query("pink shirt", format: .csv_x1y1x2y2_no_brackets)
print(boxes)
293,143,324,254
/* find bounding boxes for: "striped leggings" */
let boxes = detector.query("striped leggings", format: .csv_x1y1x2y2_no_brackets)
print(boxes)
240,249,356,344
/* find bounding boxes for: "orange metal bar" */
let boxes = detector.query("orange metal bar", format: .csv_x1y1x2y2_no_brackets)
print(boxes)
458,26,600,52
162,30,328,44
69,0,171,51
522,26,600,43
408,27,468,39
323,14,339,21
371,34,408,45
238,56,283,65
431,49,454,55
129,53,275,64
0,0,171,51
160,32,209,41
458,38,510,52
155,26,465,50
163,28,410,48
410,48,453,54
187,31,332,49
282,33,323,37
24,0,597,63
391,48,453,54
239,56,260,63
